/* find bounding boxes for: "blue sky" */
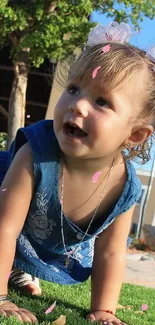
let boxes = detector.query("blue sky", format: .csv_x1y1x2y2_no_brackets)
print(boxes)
91,11,155,171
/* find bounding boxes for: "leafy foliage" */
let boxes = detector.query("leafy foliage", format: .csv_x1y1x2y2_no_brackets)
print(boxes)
0,132,7,150
130,238,155,252
0,0,155,68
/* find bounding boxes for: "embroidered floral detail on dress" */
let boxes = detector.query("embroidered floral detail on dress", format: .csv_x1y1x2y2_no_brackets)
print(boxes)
18,234,39,258
66,237,95,269
25,188,56,245
49,265,60,273
87,237,95,265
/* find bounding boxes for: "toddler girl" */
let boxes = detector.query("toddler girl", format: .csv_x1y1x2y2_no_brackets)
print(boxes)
0,21,155,324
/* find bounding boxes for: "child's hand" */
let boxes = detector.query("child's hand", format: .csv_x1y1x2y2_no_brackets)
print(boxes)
88,310,127,324
0,301,38,323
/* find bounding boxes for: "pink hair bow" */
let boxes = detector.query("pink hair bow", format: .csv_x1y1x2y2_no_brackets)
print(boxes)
146,45,155,63
87,21,132,47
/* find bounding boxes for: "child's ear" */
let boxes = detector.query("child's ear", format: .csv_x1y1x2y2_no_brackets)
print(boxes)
125,124,154,147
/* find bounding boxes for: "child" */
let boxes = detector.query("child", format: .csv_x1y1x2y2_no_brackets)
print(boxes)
0,21,155,324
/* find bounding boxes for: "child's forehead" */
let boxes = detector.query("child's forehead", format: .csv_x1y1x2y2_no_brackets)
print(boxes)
67,74,112,93
69,63,147,89
68,70,147,108
68,63,133,94
67,43,148,96
67,74,127,96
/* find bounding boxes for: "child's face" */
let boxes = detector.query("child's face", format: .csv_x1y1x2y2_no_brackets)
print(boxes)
54,74,143,160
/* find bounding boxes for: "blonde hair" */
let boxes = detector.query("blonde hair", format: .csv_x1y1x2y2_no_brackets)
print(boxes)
59,43,155,164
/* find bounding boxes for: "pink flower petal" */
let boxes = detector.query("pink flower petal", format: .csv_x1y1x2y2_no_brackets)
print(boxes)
92,66,101,79
92,171,102,183
95,113,100,119
141,304,148,311
102,44,111,53
2,188,7,192
45,301,56,315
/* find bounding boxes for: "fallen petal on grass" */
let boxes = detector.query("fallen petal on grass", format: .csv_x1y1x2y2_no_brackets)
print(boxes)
52,315,66,325
45,301,56,315
141,304,148,311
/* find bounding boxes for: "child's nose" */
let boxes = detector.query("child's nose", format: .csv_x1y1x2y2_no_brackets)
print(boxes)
68,99,89,118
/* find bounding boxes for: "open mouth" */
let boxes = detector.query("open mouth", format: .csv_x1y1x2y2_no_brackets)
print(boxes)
63,122,88,138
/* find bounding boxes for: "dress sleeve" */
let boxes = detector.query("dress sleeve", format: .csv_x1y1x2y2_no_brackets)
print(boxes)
7,120,54,188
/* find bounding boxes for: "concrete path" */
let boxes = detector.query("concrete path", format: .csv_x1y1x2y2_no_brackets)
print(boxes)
124,253,155,289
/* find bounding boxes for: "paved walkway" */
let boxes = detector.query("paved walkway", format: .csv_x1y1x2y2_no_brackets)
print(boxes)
124,253,155,289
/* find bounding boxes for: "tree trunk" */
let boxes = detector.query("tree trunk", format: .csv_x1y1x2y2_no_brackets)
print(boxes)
7,56,29,149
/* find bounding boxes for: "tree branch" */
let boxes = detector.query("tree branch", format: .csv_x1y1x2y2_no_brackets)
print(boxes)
47,1,57,13
8,32,19,46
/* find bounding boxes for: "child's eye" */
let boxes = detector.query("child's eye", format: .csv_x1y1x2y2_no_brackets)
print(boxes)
96,97,109,107
67,85,80,95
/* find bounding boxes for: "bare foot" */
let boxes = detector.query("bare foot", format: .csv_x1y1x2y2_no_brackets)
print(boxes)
9,270,42,296
22,282,42,296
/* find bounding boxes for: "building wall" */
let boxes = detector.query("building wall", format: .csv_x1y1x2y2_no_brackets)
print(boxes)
131,169,155,237
46,62,63,120
136,170,155,225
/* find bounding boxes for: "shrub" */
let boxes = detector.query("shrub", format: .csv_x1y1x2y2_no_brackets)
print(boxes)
130,238,155,252
0,133,7,151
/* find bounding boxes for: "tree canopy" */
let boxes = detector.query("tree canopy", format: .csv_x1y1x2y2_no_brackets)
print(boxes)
0,0,155,68
0,0,155,146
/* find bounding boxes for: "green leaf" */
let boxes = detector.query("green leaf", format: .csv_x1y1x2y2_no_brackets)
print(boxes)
0,0,154,67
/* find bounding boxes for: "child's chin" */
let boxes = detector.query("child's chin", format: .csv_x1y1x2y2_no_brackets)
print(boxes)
60,144,87,159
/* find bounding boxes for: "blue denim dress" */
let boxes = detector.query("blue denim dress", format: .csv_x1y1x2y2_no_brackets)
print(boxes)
1,120,141,285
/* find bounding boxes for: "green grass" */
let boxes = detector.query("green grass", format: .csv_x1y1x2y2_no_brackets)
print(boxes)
1,281,155,324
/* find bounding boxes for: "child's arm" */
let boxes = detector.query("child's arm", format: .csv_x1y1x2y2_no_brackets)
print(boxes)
89,205,135,323
0,143,38,322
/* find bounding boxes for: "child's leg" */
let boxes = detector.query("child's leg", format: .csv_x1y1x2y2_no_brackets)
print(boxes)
9,269,42,296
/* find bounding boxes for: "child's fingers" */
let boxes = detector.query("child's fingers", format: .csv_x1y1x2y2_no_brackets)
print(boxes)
4,310,23,322
0,305,38,323
16,310,36,323
0,309,7,317
19,308,38,323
